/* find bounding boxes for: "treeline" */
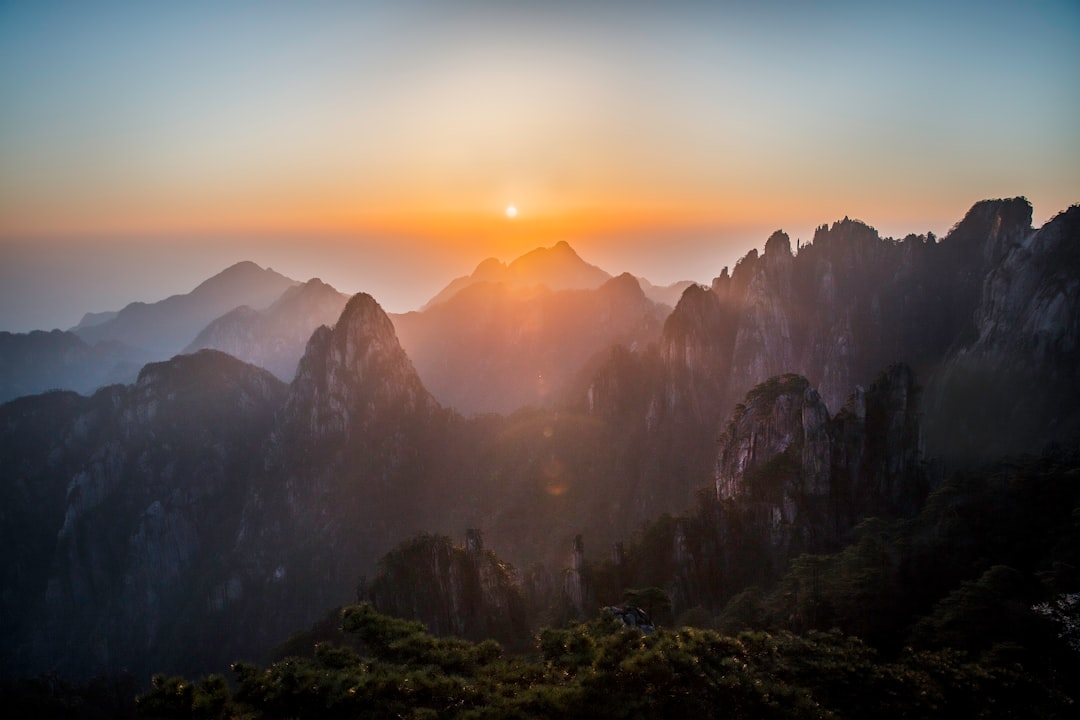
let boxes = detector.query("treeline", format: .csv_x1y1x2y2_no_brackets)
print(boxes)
136,603,1071,719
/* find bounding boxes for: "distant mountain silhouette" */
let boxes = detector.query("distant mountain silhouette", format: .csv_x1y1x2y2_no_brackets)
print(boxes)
637,277,698,308
424,240,693,310
184,278,349,381
393,272,668,415
69,310,118,331
423,241,613,309
0,330,147,403
73,261,298,357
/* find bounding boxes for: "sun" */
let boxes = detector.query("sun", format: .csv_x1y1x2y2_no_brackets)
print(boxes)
505,205,518,219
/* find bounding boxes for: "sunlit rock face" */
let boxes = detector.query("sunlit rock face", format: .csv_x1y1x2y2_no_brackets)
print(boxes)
714,366,925,558
0,351,285,679
728,232,799,404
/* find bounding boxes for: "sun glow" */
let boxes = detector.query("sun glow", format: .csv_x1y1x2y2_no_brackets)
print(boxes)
505,205,518,219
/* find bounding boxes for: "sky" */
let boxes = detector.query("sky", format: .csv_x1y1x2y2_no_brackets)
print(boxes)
1,0,1078,331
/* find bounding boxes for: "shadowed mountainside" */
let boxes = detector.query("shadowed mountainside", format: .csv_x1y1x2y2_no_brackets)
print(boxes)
393,272,669,415
0,330,147,403
184,278,349,382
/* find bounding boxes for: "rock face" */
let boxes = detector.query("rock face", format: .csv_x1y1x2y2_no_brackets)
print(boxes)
579,197,1076,518
364,531,528,645
184,278,349,382
714,366,925,558
226,293,455,652
0,350,286,678
925,204,1080,461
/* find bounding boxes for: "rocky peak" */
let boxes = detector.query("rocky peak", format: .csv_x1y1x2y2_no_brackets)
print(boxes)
473,257,506,279
364,532,529,644
21,350,286,679
715,374,828,502
599,271,648,302
504,241,611,290
710,267,731,296
925,203,1080,461
945,197,1033,269
283,293,435,443
660,283,735,398
423,242,611,309
663,285,719,344
763,230,793,261
133,350,286,425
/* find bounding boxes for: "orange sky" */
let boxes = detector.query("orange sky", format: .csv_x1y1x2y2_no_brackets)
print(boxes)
1,1,1077,331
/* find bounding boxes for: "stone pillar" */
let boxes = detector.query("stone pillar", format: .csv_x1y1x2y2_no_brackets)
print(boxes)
565,534,586,616
465,528,483,561
611,541,624,567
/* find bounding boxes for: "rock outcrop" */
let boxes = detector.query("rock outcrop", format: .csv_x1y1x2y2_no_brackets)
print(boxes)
579,197,1075,523
925,204,1080,460
715,366,925,558
364,531,529,645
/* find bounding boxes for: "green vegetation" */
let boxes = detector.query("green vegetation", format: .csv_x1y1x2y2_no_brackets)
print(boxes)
745,373,809,408
137,604,1072,719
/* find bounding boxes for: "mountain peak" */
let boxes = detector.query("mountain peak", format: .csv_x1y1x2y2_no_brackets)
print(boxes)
284,292,435,442
423,242,611,309
73,262,299,356
193,261,295,295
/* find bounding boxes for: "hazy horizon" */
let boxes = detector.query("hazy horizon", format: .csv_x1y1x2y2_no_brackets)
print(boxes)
2,0,1077,331
2,202,1063,333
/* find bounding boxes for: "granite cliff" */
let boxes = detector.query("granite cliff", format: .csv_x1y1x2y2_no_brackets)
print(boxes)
0,351,285,678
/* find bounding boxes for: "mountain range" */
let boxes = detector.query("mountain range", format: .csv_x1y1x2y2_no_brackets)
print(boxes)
0,197,1077,687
